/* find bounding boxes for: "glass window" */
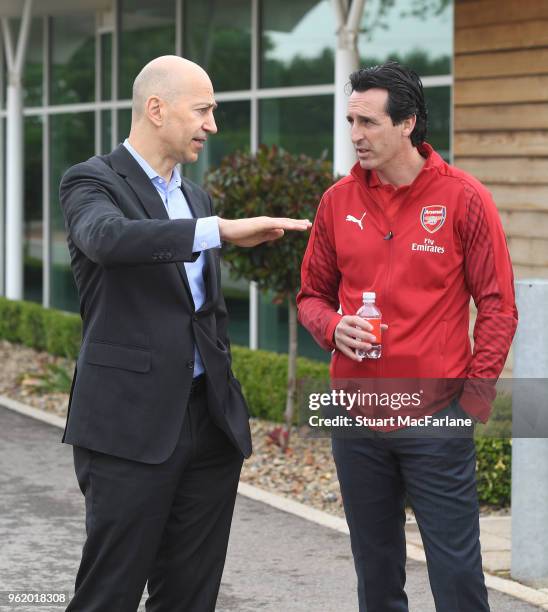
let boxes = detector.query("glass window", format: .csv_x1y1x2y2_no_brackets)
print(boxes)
185,100,250,185
359,0,452,76
260,0,334,88
118,108,131,144
184,0,251,93
260,95,333,160
23,18,43,107
51,13,95,105
102,110,113,154
258,94,332,360
1,41,4,109
24,117,43,303
101,32,112,101
425,86,451,161
221,264,249,347
259,294,329,361
4,17,43,107
0,119,4,294
119,0,176,100
50,113,95,312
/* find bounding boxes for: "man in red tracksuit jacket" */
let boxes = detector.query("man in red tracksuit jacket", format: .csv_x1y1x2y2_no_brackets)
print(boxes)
297,62,517,612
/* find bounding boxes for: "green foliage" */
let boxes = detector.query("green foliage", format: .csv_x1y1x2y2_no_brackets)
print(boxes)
43,309,82,360
205,145,336,300
28,363,74,395
473,394,512,506
231,345,329,421
0,298,24,343
18,301,48,352
475,438,511,507
0,298,81,359
476,392,512,438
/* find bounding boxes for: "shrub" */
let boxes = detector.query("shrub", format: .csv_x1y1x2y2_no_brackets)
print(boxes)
231,345,329,422
0,297,81,358
43,309,82,360
475,438,511,507
18,301,48,351
0,297,24,342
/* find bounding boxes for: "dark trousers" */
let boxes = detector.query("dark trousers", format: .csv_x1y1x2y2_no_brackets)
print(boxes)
332,426,490,612
66,383,244,612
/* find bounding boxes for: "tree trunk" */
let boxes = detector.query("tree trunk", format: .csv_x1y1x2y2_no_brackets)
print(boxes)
283,296,298,450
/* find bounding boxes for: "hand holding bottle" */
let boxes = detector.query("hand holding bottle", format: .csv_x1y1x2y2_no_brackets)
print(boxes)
334,310,388,362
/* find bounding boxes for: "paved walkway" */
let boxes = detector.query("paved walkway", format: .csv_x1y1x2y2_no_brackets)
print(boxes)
0,405,544,611
406,515,513,574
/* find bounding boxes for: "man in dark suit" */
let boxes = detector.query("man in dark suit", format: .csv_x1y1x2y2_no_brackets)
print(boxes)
60,55,311,612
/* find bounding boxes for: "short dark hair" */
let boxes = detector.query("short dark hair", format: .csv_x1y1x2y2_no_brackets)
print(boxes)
348,61,427,147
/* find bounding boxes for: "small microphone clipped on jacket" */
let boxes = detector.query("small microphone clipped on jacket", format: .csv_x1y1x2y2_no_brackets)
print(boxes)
384,231,394,240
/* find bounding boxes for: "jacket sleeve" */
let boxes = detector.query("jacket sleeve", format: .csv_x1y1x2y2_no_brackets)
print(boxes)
458,182,518,421
60,162,199,267
296,194,342,351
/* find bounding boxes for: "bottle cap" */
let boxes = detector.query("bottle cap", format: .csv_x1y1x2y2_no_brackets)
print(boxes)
363,291,376,301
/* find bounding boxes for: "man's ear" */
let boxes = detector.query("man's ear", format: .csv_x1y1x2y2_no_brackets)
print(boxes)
401,114,417,139
145,95,164,127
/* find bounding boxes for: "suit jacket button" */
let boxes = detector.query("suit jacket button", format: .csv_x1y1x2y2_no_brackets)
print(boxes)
186,360,194,369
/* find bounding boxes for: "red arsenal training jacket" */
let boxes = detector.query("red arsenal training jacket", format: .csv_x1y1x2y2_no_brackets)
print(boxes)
297,143,518,423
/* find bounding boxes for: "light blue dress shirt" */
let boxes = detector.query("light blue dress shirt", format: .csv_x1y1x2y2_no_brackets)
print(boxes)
123,139,221,377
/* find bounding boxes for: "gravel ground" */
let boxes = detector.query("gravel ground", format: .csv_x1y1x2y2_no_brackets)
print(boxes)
0,340,508,520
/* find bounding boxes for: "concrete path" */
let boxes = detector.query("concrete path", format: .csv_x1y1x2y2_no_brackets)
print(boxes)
0,405,542,611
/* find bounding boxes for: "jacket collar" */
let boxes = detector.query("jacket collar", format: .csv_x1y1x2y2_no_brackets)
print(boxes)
109,144,169,220
350,142,445,189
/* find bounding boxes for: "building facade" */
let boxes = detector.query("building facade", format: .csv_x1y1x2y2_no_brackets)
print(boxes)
0,0,453,359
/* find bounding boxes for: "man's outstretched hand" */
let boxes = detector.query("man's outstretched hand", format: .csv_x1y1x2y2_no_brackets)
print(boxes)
218,217,312,247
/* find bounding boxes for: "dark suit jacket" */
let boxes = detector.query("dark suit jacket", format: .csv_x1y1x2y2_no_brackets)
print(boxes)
59,144,252,463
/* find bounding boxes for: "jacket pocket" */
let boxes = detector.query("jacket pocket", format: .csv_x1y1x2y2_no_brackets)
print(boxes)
85,341,151,373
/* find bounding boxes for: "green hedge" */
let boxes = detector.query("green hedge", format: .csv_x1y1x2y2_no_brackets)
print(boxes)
0,297,81,359
230,345,329,421
0,297,511,506
475,438,511,507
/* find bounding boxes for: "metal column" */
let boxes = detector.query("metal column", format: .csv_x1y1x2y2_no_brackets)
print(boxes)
511,279,548,587
1,0,33,300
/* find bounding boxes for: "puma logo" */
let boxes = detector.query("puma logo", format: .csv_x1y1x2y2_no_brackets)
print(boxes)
345,212,366,230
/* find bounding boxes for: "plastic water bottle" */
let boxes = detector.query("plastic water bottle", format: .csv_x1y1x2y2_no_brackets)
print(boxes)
356,291,382,359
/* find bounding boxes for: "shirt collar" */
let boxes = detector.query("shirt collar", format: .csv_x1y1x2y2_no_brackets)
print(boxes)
123,139,159,180
123,138,182,190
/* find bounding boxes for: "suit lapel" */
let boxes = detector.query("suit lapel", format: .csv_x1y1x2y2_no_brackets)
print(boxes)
109,145,169,221
108,145,194,301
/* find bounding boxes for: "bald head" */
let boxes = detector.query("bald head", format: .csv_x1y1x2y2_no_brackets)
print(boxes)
131,55,211,120
128,55,217,167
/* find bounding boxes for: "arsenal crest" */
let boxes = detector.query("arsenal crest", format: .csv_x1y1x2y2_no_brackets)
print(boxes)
420,205,446,233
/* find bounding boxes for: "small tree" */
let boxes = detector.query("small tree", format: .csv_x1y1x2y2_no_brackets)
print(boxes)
205,145,336,449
